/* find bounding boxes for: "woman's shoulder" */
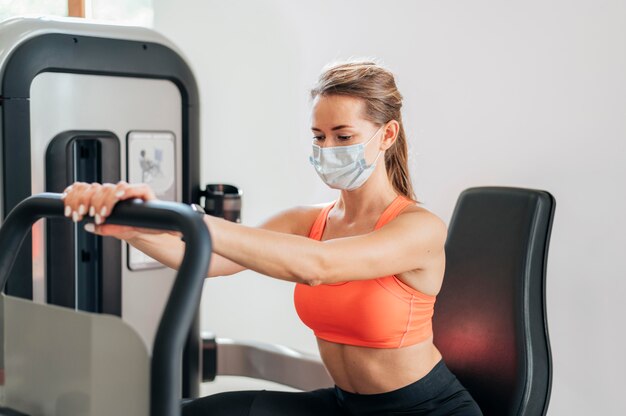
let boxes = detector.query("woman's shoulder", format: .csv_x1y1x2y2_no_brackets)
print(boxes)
289,202,334,236
394,201,448,240
258,202,331,237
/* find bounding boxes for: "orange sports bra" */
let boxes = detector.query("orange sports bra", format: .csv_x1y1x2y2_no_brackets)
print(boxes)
293,195,437,349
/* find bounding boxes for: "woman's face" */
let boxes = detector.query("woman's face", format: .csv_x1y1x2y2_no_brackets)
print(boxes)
309,94,401,189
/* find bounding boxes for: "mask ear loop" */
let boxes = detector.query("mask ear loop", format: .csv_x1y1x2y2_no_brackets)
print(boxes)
362,125,385,168
371,148,384,166
364,125,385,147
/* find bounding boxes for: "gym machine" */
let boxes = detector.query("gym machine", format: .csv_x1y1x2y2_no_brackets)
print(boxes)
0,193,211,416
0,16,331,415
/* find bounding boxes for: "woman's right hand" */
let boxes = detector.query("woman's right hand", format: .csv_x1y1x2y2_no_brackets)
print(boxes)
61,181,162,241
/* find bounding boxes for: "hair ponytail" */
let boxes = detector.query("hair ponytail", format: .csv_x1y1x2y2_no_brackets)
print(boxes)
385,116,416,201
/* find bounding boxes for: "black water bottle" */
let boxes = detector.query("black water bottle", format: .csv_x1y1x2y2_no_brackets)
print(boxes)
200,184,242,223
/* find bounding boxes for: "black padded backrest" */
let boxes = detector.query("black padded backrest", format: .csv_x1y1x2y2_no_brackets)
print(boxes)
433,187,555,416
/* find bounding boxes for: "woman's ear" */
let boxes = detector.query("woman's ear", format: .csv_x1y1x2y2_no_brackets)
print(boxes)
381,120,400,150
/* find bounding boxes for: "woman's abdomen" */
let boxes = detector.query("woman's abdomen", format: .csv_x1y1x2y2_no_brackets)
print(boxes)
316,337,443,395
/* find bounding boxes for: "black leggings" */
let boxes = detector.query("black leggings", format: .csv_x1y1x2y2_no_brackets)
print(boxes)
182,359,483,416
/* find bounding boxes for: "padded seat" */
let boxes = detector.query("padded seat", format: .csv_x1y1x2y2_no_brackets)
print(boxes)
433,187,555,416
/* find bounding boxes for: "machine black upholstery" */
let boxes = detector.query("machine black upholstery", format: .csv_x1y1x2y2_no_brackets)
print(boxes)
433,187,555,416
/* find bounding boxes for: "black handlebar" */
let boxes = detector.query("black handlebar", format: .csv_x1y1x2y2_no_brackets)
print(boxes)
0,193,212,416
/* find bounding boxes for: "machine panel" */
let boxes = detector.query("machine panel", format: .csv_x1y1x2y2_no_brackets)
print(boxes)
30,72,183,351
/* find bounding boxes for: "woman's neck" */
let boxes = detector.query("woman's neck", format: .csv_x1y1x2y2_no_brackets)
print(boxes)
335,171,399,222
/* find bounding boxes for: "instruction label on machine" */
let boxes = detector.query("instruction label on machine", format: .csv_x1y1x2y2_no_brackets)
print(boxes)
126,131,177,270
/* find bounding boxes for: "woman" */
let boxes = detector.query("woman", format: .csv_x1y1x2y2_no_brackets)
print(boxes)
62,61,482,415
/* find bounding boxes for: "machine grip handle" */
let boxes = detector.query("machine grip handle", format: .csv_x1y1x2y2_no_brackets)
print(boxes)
0,192,211,416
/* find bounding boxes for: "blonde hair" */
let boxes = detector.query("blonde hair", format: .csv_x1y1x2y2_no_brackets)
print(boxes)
310,61,419,202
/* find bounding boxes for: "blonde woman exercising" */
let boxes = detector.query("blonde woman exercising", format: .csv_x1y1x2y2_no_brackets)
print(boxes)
62,61,482,416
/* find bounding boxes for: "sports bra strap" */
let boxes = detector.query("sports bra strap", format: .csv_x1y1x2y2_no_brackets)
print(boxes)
374,196,415,230
308,201,336,240
308,195,414,240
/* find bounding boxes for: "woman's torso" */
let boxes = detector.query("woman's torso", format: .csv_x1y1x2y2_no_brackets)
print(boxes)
294,195,445,394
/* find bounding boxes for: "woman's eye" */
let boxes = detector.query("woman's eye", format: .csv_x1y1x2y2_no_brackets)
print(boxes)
338,135,352,141
313,136,324,141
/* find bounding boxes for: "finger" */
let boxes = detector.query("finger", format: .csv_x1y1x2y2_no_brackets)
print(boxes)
86,182,101,217
94,181,132,225
63,182,89,220
115,182,157,202
60,184,73,200
84,222,104,236
113,181,130,200
87,182,157,225
74,183,100,222
90,183,117,225
98,182,156,224
99,182,133,223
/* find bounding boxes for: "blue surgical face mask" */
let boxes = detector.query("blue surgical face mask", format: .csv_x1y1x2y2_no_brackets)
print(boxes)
309,126,384,191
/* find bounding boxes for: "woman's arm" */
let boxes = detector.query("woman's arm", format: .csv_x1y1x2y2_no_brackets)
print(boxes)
203,209,447,286
62,181,445,287
66,181,318,278
127,232,245,277
125,204,315,277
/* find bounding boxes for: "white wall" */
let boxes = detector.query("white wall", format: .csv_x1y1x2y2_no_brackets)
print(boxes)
153,1,626,414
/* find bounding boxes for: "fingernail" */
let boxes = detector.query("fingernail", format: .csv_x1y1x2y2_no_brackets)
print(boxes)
72,211,79,222
61,192,67,199
100,206,107,217
84,223,95,233
78,204,86,215
95,214,102,225
115,190,125,198
89,206,95,217
64,205,71,217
